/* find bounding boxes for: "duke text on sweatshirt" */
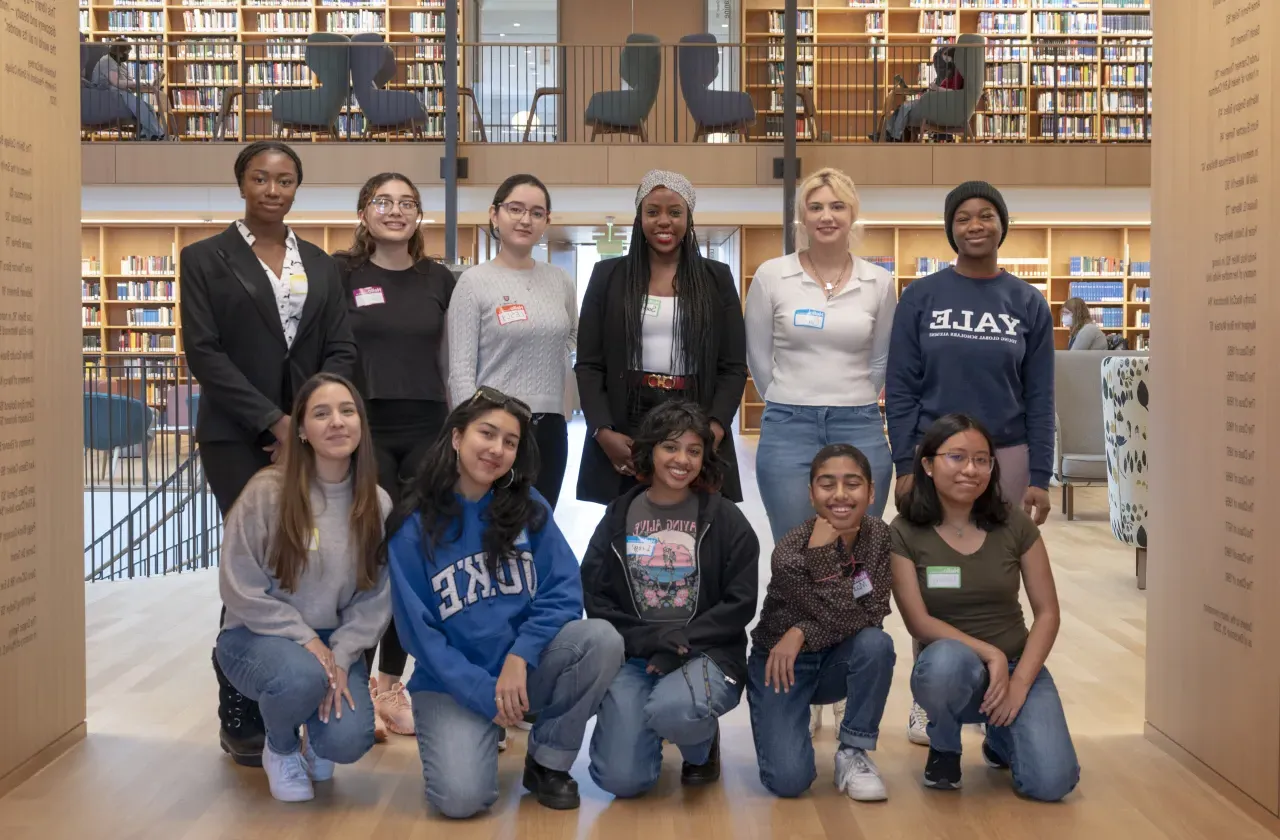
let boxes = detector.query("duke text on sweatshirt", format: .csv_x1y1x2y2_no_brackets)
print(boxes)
884,268,1055,488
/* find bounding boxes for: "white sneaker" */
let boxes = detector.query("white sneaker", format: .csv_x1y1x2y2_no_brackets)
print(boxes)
835,746,888,802
809,705,822,737
908,702,930,746
263,742,315,802
302,729,334,782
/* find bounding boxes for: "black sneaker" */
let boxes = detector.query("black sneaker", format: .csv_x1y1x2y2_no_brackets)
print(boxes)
522,754,580,810
981,738,1009,770
923,747,962,790
214,649,265,767
680,724,721,785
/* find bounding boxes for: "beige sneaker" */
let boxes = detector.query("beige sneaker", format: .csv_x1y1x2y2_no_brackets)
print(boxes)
370,678,387,743
375,681,415,736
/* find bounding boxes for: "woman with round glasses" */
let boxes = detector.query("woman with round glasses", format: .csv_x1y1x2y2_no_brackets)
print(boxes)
889,413,1077,800
333,172,457,742
448,174,577,509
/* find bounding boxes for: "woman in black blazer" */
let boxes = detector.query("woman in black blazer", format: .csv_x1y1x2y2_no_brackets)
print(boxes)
179,140,356,768
575,170,747,505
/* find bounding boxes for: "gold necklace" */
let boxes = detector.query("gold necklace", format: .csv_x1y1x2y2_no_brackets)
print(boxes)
807,254,852,300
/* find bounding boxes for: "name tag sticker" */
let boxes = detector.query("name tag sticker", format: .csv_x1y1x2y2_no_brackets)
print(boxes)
793,308,825,329
496,304,529,326
352,286,385,307
308,528,320,552
852,570,873,599
289,273,309,296
926,565,962,589
643,296,662,318
626,535,658,558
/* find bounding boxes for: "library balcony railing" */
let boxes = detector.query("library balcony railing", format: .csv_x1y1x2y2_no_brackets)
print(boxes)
84,362,221,581
80,38,1151,144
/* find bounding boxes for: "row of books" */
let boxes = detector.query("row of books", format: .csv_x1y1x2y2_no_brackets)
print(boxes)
1133,310,1150,328
769,10,815,34
82,307,102,327
182,10,237,30
83,281,102,299
1033,12,1097,35
1068,256,1129,276
1038,91,1097,112
115,280,176,300
1033,65,1096,86
82,258,102,275
1130,261,1151,277
985,65,1025,85
765,64,814,86
1067,280,1125,302
124,308,177,326
863,256,894,273
119,256,175,276
916,258,954,275
173,88,225,109
114,332,179,352
1132,286,1150,302
1100,14,1151,34
978,13,1027,35
1101,115,1149,140
1084,306,1125,328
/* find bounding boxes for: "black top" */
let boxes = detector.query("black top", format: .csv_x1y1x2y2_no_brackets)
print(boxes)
573,256,748,504
179,224,356,445
336,256,456,403
580,485,760,686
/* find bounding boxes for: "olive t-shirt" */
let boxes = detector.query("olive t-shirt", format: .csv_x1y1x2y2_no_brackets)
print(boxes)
889,508,1041,659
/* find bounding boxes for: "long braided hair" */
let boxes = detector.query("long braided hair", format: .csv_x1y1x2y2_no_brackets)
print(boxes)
621,209,719,411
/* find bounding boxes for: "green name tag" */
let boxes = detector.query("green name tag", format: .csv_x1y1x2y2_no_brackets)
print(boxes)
643,296,662,318
925,565,961,589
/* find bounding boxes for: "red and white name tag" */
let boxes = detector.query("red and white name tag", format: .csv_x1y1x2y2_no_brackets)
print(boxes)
353,286,385,307
496,303,528,326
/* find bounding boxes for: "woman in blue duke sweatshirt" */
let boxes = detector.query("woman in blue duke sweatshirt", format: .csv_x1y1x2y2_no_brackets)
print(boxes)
886,181,1054,525
387,386,623,819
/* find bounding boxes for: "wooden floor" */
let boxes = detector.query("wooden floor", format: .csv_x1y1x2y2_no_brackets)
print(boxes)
1,433,1273,838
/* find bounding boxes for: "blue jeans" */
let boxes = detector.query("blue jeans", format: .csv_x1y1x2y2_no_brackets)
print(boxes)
588,656,742,797
215,627,375,763
755,402,893,542
746,627,895,797
410,619,624,819
911,639,1080,802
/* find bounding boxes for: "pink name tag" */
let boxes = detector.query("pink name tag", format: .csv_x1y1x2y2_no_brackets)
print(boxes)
353,286,385,307
496,303,529,325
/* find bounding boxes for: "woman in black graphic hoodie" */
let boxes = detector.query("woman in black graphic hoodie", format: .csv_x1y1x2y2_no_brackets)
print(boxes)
580,401,759,798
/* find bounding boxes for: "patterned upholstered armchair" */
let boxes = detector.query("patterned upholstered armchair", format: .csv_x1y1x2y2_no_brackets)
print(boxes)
1101,355,1150,589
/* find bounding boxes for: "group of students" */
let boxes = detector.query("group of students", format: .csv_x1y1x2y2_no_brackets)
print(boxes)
183,139,1077,815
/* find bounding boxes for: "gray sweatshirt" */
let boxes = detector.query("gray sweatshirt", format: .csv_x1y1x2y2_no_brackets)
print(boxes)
219,469,393,671
1070,322,1109,351
447,260,577,414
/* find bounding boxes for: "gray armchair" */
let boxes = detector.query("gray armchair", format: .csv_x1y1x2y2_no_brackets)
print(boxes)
679,33,755,141
909,33,986,141
350,34,427,138
583,33,662,141
272,32,352,137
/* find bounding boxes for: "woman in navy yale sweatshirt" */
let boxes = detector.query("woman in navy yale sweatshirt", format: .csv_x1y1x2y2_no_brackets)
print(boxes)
387,387,624,818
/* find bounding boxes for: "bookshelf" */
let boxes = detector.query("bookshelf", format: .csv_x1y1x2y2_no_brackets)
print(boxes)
740,0,1152,144
81,0,461,141
80,222,478,415
737,221,1151,433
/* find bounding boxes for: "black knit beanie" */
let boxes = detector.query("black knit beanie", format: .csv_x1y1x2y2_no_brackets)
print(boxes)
944,181,1008,252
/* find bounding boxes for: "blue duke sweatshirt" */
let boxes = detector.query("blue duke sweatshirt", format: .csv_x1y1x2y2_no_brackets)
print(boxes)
885,268,1055,488
387,490,583,722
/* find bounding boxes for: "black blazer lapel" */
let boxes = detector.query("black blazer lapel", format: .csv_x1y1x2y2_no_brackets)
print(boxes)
213,225,287,349
292,244,328,346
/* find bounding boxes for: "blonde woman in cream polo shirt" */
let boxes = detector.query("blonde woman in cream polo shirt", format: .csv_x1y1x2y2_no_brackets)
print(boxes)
745,167,897,543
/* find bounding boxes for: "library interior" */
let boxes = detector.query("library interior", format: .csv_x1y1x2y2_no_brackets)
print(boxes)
5,0,1280,837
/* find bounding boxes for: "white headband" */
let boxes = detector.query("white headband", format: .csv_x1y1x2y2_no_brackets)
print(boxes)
636,170,696,213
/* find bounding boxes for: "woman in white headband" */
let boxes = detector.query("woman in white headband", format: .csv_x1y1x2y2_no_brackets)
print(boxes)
574,170,747,505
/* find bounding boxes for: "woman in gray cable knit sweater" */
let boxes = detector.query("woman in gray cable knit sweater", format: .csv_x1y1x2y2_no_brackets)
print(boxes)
215,372,392,803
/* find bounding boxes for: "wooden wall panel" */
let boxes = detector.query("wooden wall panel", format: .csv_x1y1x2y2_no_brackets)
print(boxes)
0,0,87,794
1148,0,1280,817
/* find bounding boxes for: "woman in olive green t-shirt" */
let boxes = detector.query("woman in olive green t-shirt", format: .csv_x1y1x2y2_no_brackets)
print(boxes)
888,413,1078,801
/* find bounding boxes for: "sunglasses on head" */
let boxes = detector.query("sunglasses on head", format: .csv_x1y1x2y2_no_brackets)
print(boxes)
469,386,532,421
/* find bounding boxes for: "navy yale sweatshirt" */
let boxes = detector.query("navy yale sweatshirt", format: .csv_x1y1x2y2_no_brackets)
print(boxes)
885,268,1055,489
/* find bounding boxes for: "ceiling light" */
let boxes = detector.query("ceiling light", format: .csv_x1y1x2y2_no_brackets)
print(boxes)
499,32,505,37
513,22,520,26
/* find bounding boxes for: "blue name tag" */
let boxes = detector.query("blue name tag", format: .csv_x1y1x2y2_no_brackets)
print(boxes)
793,308,825,329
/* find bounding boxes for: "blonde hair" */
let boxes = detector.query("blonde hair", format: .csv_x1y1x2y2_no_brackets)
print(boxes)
794,167,862,251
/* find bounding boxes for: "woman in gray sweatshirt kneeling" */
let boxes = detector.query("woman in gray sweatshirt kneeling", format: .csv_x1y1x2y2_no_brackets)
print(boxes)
216,372,393,802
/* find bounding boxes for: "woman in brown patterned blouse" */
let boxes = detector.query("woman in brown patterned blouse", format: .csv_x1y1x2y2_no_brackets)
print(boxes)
746,444,896,803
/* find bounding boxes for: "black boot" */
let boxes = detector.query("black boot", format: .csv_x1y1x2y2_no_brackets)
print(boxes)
213,648,266,767
522,754,580,810
680,723,721,785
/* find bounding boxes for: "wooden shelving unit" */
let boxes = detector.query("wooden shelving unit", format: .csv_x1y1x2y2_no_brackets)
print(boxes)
81,0,461,141
740,0,1152,143
737,221,1151,433
80,222,478,415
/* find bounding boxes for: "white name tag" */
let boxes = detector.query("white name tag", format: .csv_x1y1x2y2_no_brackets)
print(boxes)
926,565,961,589
793,308,825,329
643,296,662,318
289,273,308,296
496,304,528,325
352,286,385,307
852,570,873,599
626,535,658,557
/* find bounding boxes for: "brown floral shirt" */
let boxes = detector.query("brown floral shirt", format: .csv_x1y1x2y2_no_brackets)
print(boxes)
750,515,894,654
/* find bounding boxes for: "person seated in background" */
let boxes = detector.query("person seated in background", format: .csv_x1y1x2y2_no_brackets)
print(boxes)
1061,297,1110,350
890,413,1079,800
91,40,169,140
386,387,623,818
215,373,392,803
746,444,897,802
873,45,963,142
582,401,759,797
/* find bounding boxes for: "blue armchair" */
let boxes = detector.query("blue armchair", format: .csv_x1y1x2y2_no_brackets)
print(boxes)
679,33,754,141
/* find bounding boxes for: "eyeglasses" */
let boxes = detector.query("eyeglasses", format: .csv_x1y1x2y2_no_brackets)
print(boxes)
931,451,994,472
369,198,420,215
498,202,548,222
469,386,532,421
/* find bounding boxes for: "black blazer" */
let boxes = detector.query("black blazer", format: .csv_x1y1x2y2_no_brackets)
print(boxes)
179,224,357,445
573,256,747,504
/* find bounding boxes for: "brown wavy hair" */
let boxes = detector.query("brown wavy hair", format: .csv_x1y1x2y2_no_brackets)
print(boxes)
1062,297,1093,347
269,372,385,593
335,172,429,271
